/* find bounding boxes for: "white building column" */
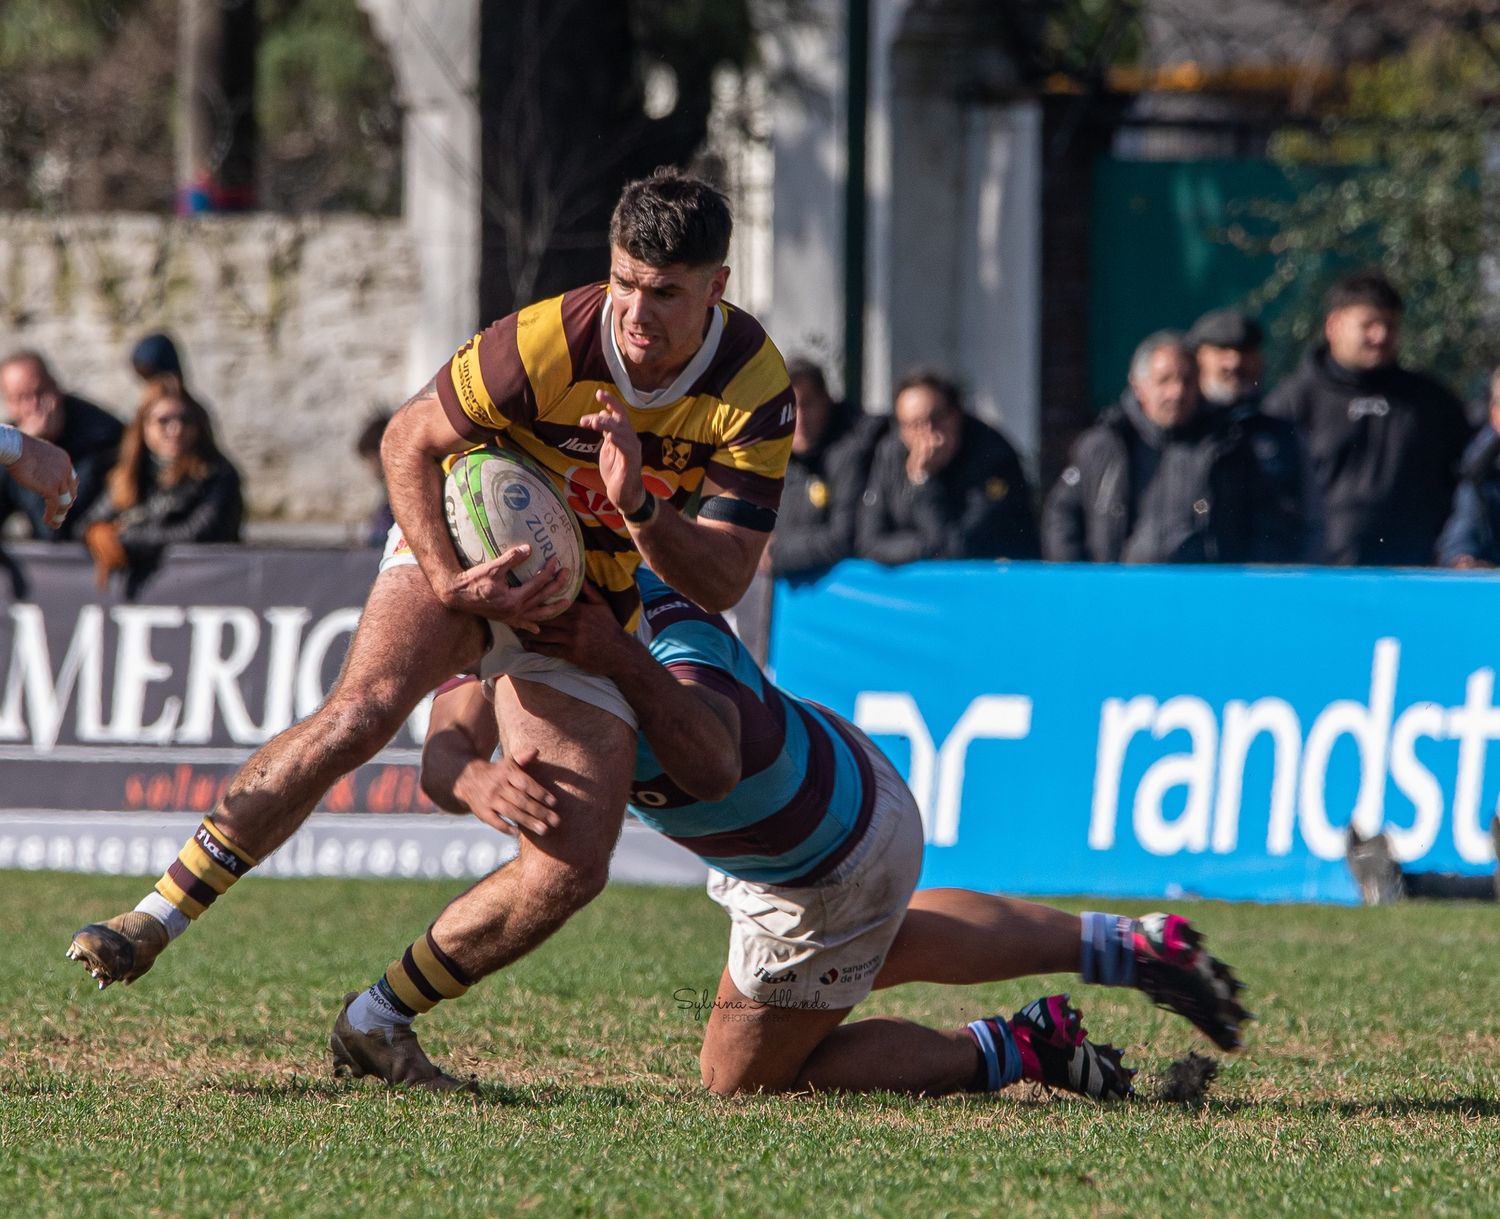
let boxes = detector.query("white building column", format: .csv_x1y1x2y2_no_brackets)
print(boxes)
358,0,481,390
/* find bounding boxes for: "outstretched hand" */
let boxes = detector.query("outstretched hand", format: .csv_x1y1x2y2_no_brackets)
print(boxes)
8,432,78,528
580,389,647,515
456,744,560,838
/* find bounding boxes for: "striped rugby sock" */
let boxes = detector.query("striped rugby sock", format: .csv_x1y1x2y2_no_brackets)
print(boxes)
377,928,474,1019
1079,911,1137,987
964,1016,1024,1092
149,817,259,925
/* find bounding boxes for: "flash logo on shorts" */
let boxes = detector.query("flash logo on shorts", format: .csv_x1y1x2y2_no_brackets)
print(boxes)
754,965,798,984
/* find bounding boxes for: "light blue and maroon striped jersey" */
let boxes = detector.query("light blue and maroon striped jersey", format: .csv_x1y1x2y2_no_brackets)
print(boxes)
632,570,874,885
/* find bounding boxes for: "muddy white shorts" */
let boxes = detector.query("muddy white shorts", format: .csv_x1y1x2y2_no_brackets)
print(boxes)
707,718,925,1011
379,525,637,728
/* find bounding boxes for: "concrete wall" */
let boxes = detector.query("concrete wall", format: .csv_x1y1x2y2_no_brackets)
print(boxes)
0,213,421,532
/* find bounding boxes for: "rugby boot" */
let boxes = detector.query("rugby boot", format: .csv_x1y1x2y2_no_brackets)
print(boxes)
330,993,478,1094
1133,913,1251,1051
1346,827,1405,906
66,912,169,989
1009,994,1134,1101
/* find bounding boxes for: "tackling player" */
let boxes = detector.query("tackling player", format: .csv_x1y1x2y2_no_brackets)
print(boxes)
67,172,796,1018
329,572,1249,1098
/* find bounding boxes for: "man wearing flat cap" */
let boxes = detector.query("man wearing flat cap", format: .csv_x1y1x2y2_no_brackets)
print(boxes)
1187,308,1308,561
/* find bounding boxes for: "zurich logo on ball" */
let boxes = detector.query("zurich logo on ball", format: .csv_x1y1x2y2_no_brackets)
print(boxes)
502,483,531,511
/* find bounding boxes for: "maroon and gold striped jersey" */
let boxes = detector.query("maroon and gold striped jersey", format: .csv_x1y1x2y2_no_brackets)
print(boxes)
435,282,793,627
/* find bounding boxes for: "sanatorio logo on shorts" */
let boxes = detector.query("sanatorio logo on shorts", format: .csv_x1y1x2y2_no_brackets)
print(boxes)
502,482,531,510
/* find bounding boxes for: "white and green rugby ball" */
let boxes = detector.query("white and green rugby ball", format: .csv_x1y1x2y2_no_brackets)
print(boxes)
443,448,586,613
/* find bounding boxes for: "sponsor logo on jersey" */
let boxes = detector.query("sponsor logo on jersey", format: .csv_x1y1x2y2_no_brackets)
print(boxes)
559,435,602,455
452,336,494,424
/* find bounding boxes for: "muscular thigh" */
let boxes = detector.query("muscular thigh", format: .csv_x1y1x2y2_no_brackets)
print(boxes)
330,566,487,713
492,676,635,871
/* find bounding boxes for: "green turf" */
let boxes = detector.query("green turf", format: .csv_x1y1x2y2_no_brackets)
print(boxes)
3,872,1499,1218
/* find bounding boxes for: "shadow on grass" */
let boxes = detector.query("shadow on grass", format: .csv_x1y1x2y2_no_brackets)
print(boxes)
1189,1096,1500,1118
222,1078,652,1110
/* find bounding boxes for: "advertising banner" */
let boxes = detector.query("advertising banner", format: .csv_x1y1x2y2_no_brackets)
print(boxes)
0,544,430,816
771,561,1500,904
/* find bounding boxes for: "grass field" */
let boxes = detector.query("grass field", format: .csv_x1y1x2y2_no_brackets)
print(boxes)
4,872,1499,1218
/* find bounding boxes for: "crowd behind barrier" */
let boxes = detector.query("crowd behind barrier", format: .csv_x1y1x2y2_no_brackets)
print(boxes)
7,267,1500,589
2,543,1496,902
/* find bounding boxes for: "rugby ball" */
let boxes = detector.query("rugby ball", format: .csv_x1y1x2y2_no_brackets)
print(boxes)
443,448,586,613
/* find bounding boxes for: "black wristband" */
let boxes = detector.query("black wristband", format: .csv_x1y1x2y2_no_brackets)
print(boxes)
623,493,659,525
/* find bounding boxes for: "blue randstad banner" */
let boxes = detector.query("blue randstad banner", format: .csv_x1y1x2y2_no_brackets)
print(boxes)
770,562,1500,904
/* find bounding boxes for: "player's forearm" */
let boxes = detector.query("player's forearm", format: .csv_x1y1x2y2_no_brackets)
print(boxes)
383,400,466,598
627,507,759,613
599,639,739,801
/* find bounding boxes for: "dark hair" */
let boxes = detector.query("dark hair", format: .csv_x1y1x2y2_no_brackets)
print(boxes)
356,412,390,460
894,369,963,415
785,357,828,397
1325,270,1403,317
608,168,732,268
108,374,224,509
131,332,183,379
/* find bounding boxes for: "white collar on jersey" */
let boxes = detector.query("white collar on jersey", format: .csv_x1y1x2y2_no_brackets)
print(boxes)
600,293,725,409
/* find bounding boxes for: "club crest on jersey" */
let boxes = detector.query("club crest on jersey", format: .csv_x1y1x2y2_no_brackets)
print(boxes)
659,438,692,473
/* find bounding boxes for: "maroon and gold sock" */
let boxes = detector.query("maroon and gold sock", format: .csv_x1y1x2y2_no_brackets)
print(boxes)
151,817,259,922
380,928,474,1017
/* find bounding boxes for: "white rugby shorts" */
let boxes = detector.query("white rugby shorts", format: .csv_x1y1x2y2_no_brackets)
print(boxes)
707,715,924,1011
379,524,637,728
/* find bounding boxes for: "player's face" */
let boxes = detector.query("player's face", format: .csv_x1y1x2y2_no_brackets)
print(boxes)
608,248,729,390
1,358,64,441
1326,304,1399,371
1131,345,1198,429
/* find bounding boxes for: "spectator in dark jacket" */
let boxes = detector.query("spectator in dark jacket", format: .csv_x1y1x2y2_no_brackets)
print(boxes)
1437,368,1500,568
1264,271,1470,566
769,358,877,577
83,374,242,587
0,349,123,540
1187,308,1308,558
1043,331,1303,564
856,370,1038,564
